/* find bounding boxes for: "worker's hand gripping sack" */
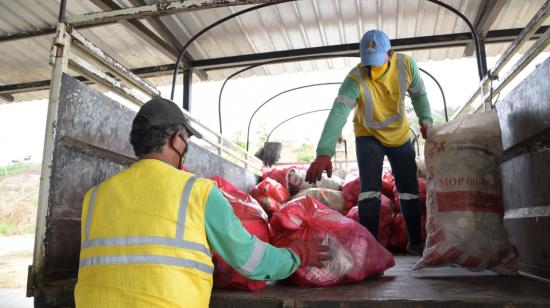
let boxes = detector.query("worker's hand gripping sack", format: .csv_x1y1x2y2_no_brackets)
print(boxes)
413,111,518,274
271,196,395,287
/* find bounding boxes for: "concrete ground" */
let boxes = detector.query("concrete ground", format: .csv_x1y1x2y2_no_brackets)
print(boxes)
0,235,34,308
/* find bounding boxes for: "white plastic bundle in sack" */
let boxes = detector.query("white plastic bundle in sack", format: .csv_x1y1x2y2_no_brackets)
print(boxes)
294,188,346,213
413,111,518,274
286,168,343,195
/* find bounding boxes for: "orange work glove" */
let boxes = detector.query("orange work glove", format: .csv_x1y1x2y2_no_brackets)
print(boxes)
287,237,332,268
305,155,332,184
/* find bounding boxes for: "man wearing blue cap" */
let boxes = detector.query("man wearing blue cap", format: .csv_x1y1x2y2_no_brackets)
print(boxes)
305,30,432,255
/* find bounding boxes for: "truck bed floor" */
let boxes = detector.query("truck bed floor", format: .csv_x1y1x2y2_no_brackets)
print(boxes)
211,256,550,307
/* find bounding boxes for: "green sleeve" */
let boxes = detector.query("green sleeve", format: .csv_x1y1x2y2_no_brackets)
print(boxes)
316,77,358,157
204,186,300,280
408,58,433,124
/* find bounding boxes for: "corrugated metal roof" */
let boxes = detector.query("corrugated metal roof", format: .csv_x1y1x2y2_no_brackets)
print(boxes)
0,0,548,102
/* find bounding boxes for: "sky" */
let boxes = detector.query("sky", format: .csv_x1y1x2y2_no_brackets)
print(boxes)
0,52,548,167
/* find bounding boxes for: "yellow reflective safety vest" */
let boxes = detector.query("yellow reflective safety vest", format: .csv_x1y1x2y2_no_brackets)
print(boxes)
74,159,214,308
349,53,413,147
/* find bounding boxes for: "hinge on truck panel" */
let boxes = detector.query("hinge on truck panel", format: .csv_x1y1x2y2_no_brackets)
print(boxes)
26,265,34,297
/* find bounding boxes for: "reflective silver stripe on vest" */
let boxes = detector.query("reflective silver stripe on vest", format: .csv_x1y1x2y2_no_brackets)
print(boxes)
79,255,214,274
358,191,381,201
85,186,98,241
176,176,198,239
238,237,267,275
408,77,425,96
353,54,409,129
398,192,419,200
334,94,356,108
82,175,210,258
81,236,211,257
396,54,408,103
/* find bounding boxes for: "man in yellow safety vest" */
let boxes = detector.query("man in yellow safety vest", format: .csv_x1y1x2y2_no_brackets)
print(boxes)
74,97,330,307
306,30,433,255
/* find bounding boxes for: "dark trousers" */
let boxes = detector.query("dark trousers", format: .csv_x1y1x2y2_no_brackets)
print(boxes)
355,136,422,245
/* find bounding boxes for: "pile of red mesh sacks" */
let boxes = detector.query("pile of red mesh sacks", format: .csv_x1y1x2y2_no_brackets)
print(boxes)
211,166,397,290
211,160,434,290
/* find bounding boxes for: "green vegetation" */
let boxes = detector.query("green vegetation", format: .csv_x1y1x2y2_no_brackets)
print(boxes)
0,162,40,236
295,143,315,163
0,222,13,235
0,162,40,178
231,130,247,149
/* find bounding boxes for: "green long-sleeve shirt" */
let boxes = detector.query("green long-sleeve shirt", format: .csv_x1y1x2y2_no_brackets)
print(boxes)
317,57,432,157
204,186,300,280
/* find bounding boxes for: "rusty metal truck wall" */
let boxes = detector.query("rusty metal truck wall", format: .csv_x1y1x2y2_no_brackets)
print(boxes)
497,57,550,280
35,74,258,306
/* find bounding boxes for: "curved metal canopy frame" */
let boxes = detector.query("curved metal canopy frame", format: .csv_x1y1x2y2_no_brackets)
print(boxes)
246,65,447,151
418,67,448,122
170,1,296,100
266,109,331,142
171,0,475,134
427,0,487,80
246,82,341,151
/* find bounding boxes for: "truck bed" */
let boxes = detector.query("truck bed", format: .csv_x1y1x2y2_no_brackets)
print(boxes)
211,256,550,307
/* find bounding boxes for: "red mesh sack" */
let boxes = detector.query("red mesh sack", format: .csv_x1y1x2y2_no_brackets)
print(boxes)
250,177,291,214
261,166,308,190
212,176,268,221
342,173,360,212
210,176,270,291
261,167,289,188
345,194,393,248
271,196,394,287
389,213,427,251
382,170,395,200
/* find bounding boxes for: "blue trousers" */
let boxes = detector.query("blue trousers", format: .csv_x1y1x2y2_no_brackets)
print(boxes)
355,136,422,245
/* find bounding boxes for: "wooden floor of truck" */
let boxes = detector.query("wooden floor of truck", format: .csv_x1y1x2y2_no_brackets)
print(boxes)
211,255,550,307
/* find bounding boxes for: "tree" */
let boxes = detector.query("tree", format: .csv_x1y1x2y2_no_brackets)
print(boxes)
231,130,246,149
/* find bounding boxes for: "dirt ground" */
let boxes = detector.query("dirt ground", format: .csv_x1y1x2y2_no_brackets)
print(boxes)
0,235,34,288
0,166,40,235
0,166,38,307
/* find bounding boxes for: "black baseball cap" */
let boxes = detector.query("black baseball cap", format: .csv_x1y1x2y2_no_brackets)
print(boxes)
133,97,202,139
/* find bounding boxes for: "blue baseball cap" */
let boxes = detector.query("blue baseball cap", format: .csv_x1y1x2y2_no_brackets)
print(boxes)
360,30,391,67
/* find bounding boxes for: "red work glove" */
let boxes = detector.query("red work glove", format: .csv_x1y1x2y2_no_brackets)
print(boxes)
420,120,432,139
287,237,332,268
305,155,332,184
